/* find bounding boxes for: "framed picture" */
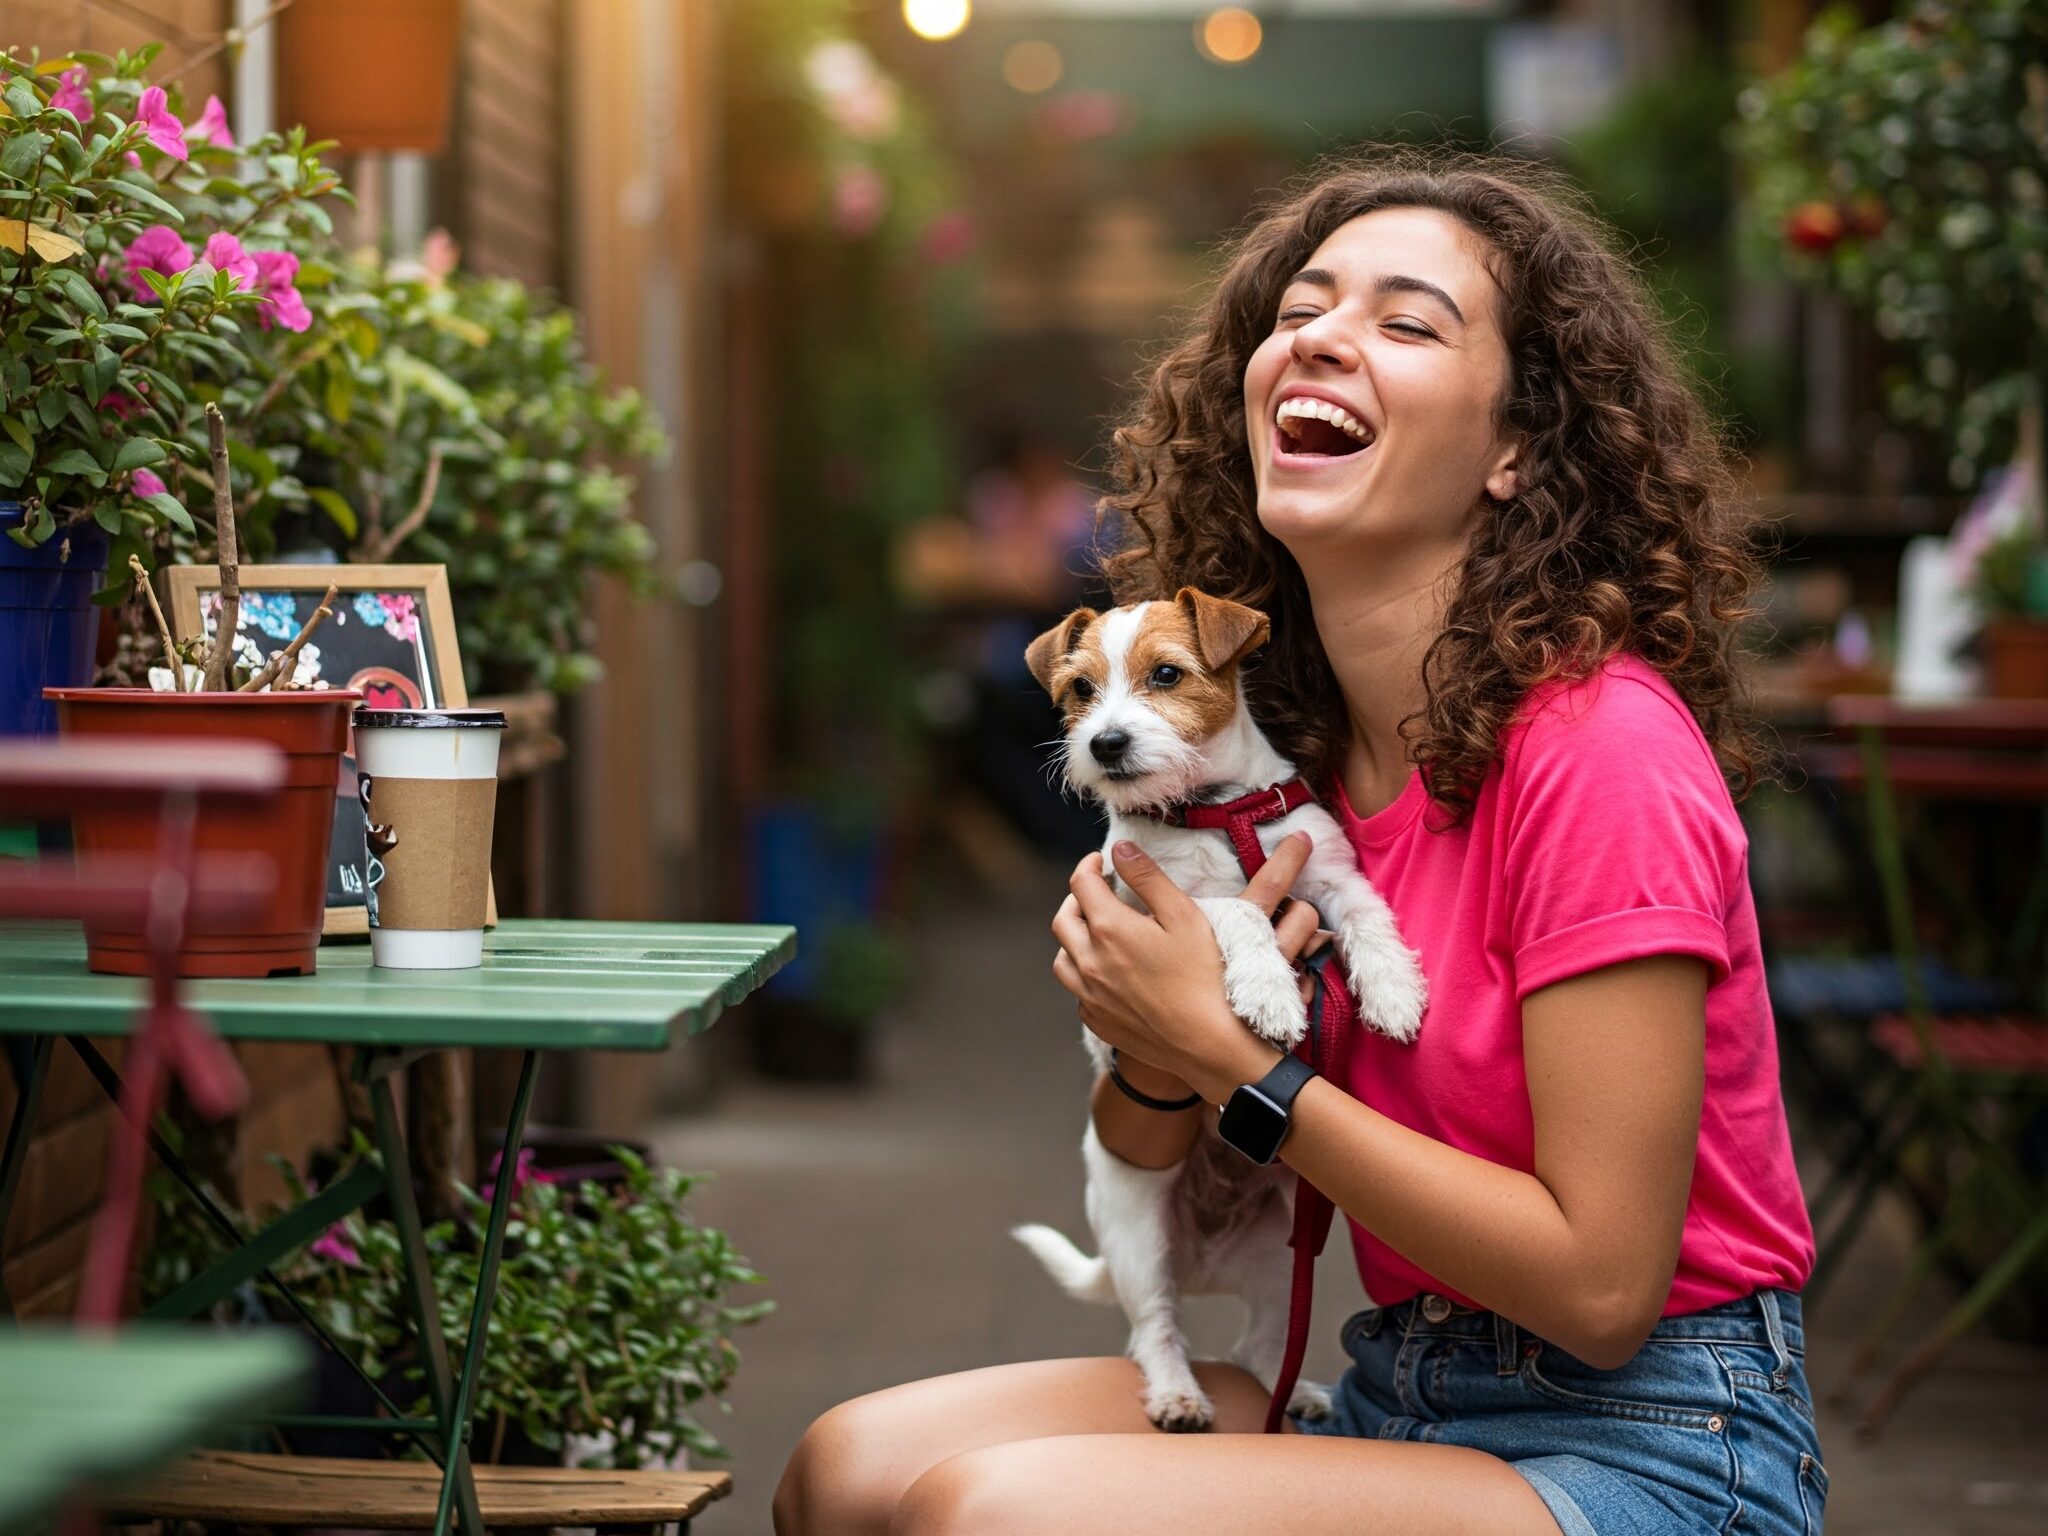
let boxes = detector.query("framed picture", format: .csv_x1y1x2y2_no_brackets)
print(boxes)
166,562,494,936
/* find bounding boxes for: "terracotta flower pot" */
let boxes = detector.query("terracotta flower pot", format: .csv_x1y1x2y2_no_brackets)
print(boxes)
1982,619,2048,700
276,0,461,154
45,688,361,978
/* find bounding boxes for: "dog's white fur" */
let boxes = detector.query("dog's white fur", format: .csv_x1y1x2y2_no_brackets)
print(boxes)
1014,596,1427,1431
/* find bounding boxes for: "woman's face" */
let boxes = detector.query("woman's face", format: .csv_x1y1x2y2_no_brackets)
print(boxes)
1242,207,1520,560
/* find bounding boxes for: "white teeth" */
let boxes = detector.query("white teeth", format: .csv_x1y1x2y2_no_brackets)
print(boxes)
1275,396,1374,446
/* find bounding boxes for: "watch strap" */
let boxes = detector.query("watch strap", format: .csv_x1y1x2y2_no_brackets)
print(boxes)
1254,1051,1317,1114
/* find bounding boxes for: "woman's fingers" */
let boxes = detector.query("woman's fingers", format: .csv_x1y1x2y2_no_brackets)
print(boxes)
1273,898,1323,962
1050,893,1090,962
1238,832,1312,915
1088,841,1199,928
1052,946,1082,997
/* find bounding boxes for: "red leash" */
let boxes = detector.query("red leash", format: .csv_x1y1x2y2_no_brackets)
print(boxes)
1139,779,1353,1434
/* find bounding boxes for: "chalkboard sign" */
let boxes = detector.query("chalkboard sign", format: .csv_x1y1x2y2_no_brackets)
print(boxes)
167,563,485,936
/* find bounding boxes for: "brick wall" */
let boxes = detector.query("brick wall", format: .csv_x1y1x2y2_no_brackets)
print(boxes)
1,1039,343,1317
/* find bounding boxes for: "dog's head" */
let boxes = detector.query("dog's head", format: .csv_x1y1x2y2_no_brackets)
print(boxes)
1025,587,1270,814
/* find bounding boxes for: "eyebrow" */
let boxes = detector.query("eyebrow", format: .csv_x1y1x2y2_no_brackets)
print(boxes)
1286,267,1466,327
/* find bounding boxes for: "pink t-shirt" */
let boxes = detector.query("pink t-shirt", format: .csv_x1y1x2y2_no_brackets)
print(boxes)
1332,655,1814,1316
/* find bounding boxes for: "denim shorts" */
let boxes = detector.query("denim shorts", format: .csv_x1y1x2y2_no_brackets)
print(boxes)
1296,1289,1829,1535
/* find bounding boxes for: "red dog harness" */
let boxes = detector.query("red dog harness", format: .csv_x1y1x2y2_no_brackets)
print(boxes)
1140,778,1356,1434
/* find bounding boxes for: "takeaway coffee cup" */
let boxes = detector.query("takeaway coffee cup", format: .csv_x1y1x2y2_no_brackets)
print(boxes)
351,707,507,969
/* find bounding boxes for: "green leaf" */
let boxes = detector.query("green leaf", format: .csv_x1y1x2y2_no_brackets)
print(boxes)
35,390,68,429
0,441,27,488
0,131,50,183
308,486,358,538
45,265,103,317
45,448,101,478
93,501,121,533
112,437,165,473
141,490,193,532
3,80,40,121
95,322,147,343
0,414,30,454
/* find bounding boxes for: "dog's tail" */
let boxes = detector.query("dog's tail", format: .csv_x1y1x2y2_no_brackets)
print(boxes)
1010,1223,1116,1303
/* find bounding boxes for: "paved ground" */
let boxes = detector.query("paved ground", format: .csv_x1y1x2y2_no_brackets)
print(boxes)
653,866,2048,1536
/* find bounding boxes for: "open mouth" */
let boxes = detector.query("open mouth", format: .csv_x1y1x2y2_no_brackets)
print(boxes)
1274,396,1374,460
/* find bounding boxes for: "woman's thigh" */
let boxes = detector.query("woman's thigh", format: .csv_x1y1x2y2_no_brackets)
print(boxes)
775,1357,1274,1536
896,1432,1565,1536
774,1356,1560,1536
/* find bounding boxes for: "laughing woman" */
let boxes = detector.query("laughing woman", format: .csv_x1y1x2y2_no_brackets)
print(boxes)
775,146,1823,1536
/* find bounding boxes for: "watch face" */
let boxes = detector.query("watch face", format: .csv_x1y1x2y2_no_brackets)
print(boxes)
1219,1084,1288,1165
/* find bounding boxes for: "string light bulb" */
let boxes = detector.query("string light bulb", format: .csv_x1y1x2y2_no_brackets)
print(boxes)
1196,7,1262,65
1003,39,1064,94
903,0,970,42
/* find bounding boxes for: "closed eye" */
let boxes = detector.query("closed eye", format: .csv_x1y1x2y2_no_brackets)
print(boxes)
1386,320,1437,340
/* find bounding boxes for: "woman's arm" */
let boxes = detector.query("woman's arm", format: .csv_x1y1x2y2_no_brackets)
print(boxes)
1053,839,1705,1369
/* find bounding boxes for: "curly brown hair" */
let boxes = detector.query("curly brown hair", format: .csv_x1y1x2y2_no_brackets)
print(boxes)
1098,144,1766,821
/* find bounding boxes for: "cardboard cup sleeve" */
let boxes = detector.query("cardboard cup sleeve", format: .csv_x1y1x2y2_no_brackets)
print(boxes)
364,775,497,931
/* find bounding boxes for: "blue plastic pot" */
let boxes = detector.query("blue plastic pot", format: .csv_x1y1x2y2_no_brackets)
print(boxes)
0,503,110,738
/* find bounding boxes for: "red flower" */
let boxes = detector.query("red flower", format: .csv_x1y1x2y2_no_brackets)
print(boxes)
1783,201,1845,254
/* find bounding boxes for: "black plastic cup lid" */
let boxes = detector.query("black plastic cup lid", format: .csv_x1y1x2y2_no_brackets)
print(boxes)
351,707,508,730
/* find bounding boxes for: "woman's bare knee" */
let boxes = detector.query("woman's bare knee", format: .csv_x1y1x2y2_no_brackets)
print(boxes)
891,1446,1032,1536
776,1396,905,1536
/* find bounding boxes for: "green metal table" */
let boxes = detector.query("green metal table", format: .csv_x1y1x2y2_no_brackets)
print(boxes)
0,1325,309,1534
0,918,795,1536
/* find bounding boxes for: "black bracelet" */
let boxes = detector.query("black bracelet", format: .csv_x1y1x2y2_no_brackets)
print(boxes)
1108,1050,1203,1112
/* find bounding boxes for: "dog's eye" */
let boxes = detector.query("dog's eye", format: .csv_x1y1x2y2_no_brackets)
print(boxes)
1069,677,1095,703
1148,665,1182,689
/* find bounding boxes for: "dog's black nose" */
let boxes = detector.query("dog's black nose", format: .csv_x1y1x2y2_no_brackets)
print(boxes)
1090,729,1131,766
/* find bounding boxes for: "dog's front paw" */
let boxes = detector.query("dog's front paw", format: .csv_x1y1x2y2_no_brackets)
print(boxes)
1287,1379,1335,1422
1336,923,1428,1044
1145,1385,1215,1433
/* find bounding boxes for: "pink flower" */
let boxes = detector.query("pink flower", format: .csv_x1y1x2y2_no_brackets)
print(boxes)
420,228,461,282
832,164,888,239
124,224,193,302
309,1225,360,1267
480,1147,551,1205
920,210,977,266
187,93,234,148
124,150,142,168
133,85,188,160
201,231,258,291
99,390,143,421
48,68,91,122
130,467,167,498
252,248,312,332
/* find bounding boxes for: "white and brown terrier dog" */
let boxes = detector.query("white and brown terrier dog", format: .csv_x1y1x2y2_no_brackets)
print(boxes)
1013,587,1426,1431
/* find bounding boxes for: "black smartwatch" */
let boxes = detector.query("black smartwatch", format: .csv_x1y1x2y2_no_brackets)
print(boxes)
1217,1053,1316,1165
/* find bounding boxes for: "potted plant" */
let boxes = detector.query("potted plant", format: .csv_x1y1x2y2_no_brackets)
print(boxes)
143,1143,771,1468
1733,0,2048,490
0,46,342,729
50,404,357,977
198,249,668,698
1968,519,2048,696
275,0,462,154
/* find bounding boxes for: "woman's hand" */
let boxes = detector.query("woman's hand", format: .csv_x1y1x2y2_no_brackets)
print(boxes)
1051,833,1320,1104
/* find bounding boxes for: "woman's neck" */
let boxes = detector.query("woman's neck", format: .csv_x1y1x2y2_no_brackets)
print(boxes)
1303,539,1465,811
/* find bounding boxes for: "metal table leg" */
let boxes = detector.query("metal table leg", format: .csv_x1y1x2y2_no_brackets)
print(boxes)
0,1036,54,1318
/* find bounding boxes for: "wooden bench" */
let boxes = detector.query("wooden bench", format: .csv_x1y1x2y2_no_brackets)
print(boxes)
120,1451,731,1531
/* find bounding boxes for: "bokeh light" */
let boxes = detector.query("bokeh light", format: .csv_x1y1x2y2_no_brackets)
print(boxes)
1002,40,1064,95
903,0,971,43
1195,8,1262,66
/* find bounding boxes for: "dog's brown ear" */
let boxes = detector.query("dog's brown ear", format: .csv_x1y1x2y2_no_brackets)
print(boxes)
1176,588,1270,669
1025,608,1098,695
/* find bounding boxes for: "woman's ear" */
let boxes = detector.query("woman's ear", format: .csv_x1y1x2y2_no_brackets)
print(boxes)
1485,439,1521,504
